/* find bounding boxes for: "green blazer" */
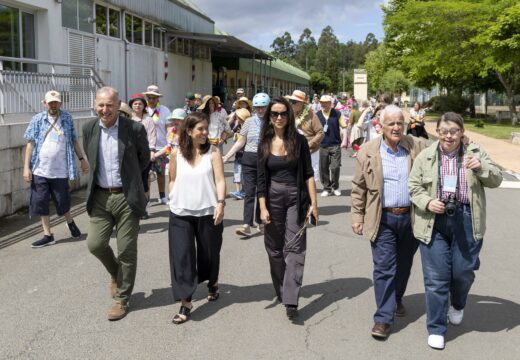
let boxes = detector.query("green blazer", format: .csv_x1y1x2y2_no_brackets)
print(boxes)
82,115,150,217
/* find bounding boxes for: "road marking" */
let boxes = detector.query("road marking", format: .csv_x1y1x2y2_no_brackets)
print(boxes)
500,181,520,189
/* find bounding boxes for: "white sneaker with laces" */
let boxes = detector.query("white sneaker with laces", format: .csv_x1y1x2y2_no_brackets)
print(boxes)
448,306,464,325
333,189,341,196
321,191,330,197
428,334,445,350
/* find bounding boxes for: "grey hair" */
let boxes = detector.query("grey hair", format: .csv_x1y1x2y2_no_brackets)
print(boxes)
96,86,119,99
380,104,405,124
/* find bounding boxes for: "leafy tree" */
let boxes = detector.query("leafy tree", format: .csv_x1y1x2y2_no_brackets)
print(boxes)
315,26,340,91
270,32,296,60
364,44,390,94
295,28,317,71
380,69,410,96
310,72,332,94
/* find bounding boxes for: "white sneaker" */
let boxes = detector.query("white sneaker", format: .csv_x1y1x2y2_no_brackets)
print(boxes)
428,334,445,350
333,189,341,196
235,225,251,237
448,306,464,325
321,191,330,197
160,197,169,205
256,224,265,234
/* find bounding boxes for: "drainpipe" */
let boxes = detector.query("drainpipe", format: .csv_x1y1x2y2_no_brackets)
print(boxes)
122,10,129,100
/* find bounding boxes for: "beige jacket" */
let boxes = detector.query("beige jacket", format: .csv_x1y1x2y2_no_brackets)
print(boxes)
297,109,324,153
351,135,426,241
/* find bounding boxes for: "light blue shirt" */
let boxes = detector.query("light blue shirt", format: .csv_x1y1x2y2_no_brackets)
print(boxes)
96,117,122,188
380,140,410,208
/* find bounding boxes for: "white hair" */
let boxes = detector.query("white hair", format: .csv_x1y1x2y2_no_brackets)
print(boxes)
380,104,405,124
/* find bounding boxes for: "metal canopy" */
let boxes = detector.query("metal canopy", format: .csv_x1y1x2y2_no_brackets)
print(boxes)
166,30,271,60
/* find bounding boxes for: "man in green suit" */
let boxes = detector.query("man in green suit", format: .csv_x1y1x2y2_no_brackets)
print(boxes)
83,87,150,321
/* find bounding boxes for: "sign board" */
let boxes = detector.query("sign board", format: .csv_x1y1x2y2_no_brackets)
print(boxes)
354,73,367,83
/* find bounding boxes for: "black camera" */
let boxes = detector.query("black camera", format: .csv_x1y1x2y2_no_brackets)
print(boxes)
443,194,458,217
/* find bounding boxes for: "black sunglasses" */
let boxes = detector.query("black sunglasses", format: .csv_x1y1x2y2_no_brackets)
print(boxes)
288,99,299,105
270,111,289,118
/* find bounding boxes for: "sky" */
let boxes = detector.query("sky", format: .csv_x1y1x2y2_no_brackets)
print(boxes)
194,0,386,51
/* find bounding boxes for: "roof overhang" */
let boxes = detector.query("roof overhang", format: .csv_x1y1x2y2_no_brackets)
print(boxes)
166,30,271,60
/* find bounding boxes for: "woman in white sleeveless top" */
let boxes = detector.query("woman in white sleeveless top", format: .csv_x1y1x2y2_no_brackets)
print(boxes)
168,112,226,324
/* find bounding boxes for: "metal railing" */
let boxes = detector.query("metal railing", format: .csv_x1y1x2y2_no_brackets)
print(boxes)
0,56,104,124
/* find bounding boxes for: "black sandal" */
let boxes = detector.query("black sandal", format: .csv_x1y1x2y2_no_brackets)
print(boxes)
172,305,192,325
207,286,220,302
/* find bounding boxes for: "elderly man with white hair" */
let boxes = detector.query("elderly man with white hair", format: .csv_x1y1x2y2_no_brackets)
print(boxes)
351,105,426,339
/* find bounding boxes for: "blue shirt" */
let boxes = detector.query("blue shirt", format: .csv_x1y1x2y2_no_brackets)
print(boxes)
380,140,410,208
96,117,122,188
24,110,78,180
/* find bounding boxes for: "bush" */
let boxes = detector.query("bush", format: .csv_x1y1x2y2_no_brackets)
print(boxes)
426,95,470,114
475,119,485,128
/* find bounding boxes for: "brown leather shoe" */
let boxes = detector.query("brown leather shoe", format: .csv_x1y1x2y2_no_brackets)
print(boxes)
371,323,391,338
107,301,128,321
110,278,117,298
395,302,406,317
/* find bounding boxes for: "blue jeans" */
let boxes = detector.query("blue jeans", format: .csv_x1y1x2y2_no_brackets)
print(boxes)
371,211,418,324
419,204,483,335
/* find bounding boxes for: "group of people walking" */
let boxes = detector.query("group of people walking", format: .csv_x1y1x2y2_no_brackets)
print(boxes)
22,86,502,350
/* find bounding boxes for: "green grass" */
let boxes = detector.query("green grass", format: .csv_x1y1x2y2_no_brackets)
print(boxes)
425,113,520,140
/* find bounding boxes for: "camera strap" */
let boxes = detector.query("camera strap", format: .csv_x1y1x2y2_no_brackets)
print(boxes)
437,145,463,201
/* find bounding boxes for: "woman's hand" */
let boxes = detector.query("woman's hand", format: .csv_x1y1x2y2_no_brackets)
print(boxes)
260,208,271,225
307,204,319,224
427,199,446,214
213,203,224,225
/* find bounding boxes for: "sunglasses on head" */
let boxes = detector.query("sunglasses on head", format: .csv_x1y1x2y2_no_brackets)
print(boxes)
270,111,289,119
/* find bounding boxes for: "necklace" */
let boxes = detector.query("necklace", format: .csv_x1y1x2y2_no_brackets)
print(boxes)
295,105,310,127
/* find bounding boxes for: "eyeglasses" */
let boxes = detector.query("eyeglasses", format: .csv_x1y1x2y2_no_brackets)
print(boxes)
270,111,289,119
437,128,461,136
288,99,299,105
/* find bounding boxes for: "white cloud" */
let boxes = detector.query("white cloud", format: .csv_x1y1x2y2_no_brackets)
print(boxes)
195,0,385,49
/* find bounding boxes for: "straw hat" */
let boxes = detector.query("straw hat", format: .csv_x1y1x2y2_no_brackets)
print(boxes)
319,95,333,103
286,90,307,103
142,85,162,97
236,96,252,108
197,95,218,111
119,102,132,117
235,108,251,121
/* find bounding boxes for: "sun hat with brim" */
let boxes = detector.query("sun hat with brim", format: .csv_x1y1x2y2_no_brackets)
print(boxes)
128,93,147,107
236,96,252,108
319,95,333,103
235,108,251,121
167,108,187,122
119,102,132,117
197,95,218,111
44,90,61,103
142,85,162,97
287,90,307,103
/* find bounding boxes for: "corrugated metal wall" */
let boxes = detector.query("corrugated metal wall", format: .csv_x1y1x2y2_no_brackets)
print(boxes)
104,0,214,33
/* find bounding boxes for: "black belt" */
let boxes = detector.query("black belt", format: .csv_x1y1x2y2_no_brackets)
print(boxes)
96,185,123,193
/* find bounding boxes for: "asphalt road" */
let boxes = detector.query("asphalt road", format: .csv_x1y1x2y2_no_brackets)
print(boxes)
1,146,520,360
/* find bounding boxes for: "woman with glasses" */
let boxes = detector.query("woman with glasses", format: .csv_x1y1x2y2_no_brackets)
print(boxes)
257,96,319,320
408,112,502,349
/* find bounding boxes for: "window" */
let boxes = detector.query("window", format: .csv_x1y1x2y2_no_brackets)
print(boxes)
144,22,152,46
133,17,142,44
62,0,94,33
125,13,132,42
153,26,161,48
0,4,36,71
95,5,120,38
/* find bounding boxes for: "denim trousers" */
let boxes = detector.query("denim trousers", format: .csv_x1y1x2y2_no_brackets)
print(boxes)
371,211,418,324
419,204,483,335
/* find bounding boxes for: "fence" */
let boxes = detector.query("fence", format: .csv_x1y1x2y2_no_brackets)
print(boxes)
0,56,104,124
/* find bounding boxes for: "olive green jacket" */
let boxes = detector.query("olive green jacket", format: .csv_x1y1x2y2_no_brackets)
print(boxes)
408,141,503,244
351,135,426,241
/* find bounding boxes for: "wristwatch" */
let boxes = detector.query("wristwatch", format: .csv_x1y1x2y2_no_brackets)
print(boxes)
217,199,226,206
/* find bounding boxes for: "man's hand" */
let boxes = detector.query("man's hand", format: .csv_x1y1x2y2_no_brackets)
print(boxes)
80,158,90,173
352,222,363,235
23,168,32,183
427,199,446,214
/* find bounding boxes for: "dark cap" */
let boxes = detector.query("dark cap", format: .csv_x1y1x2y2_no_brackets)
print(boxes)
185,92,195,100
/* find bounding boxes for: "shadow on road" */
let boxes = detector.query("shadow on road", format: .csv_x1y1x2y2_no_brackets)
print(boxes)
393,293,520,338
130,277,372,324
319,205,351,216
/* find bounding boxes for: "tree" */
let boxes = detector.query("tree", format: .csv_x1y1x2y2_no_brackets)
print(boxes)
270,32,296,60
295,28,317,71
380,69,410,96
310,72,332,95
364,44,390,95
314,26,340,91
383,0,520,123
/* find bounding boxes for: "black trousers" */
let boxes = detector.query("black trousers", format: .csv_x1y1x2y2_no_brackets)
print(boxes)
241,152,261,226
168,212,223,301
264,181,306,306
